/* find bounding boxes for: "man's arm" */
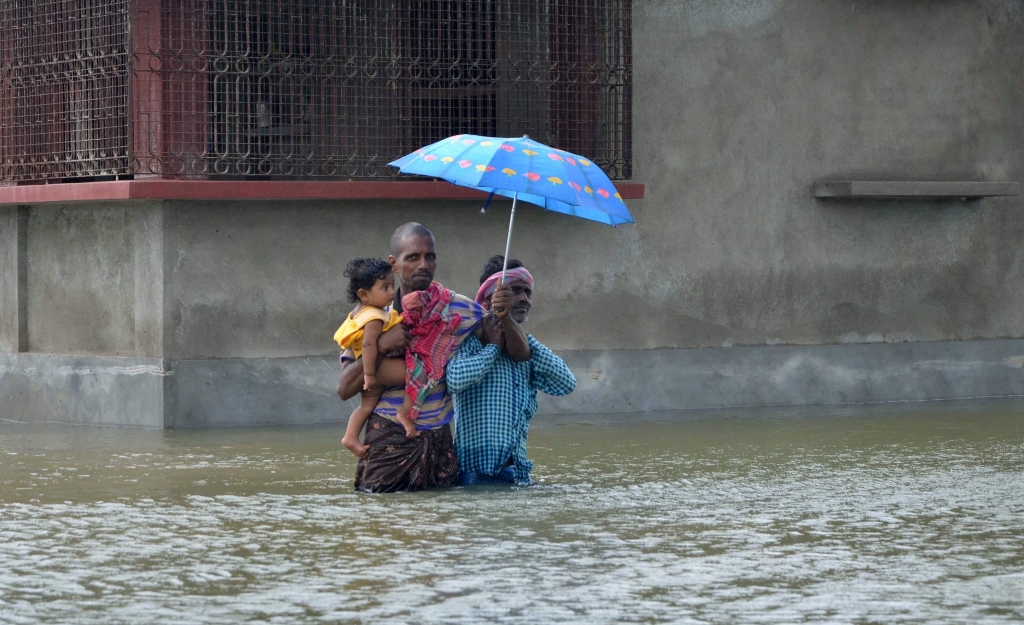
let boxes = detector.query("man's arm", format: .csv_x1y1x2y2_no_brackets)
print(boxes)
488,283,530,362
527,336,576,397
336,323,408,400
446,335,500,394
499,315,531,362
338,357,406,400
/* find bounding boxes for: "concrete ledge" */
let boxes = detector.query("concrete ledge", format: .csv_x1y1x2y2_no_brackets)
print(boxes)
539,338,1024,414
813,181,1020,199
0,180,646,205
4,338,1024,427
165,357,351,428
0,353,166,427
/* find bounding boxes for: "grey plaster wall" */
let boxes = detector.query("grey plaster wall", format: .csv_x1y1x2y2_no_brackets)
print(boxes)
625,0,1024,350
4,0,1024,427
132,203,167,359
161,201,408,359
26,204,138,355
6,338,1023,428
0,207,19,353
9,0,1024,362
158,199,594,360
0,353,166,427
154,1,1024,359
164,356,350,427
542,338,1024,415
164,338,1024,426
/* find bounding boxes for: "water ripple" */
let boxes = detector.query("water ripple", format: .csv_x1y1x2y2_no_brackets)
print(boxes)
1,402,1023,623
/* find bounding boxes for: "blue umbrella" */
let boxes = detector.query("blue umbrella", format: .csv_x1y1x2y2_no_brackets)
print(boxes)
389,134,634,280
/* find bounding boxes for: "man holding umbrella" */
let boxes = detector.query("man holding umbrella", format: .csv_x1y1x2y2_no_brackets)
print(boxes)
336,222,527,492
339,134,632,492
447,256,577,484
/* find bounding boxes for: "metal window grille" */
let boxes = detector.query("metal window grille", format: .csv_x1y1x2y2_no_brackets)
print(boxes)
2,0,631,183
0,0,131,182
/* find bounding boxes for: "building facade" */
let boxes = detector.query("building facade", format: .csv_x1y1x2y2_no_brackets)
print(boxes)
2,0,1024,426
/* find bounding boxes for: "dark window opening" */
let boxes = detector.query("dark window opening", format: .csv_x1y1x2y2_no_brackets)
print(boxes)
1,0,632,183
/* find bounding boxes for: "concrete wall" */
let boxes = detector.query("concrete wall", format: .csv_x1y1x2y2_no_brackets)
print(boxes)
158,199,608,359
0,353,166,428
161,202,374,360
0,207,20,353
626,0,1024,350
26,205,137,355
628,0,1024,349
150,0,1024,357
0,203,166,358
3,0,1024,426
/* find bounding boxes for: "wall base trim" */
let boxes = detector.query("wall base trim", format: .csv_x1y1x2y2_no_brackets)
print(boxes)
3,338,1024,427
541,338,1024,415
0,353,166,427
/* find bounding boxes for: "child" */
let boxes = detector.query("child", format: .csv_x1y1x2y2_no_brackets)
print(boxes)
333,258,407,457
396,282,464,424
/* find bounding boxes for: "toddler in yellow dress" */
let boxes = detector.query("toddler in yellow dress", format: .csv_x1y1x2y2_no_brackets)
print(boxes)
333,257,405,457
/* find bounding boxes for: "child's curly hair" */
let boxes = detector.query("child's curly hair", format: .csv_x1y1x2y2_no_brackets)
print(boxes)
344,257,392,303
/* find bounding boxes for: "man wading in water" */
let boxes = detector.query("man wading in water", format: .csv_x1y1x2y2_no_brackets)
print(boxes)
337,223,526,492
448,256,577,484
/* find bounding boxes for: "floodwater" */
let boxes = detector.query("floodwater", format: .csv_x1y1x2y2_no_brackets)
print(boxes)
1,401,1023,624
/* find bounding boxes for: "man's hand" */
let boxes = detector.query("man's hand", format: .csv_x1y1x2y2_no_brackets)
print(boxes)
338,357,407,400
337,324,409,401
378,323,408,356
480,314,506,350
490,283,514,318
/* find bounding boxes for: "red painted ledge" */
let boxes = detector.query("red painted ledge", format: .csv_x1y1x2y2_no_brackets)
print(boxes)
0,180,645,205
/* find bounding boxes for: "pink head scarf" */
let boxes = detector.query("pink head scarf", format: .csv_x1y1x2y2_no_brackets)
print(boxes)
475,267,534,309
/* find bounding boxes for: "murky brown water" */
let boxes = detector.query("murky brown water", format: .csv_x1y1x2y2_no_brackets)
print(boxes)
1,400,1023,624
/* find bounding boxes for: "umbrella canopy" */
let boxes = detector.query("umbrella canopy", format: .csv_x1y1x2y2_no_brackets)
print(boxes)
388,134,634,226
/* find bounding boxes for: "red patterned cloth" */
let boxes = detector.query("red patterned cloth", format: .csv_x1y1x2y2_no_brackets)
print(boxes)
401,282,463,420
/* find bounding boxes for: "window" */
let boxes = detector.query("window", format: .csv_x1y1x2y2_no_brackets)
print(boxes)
0,0,131,182
1,0,632,183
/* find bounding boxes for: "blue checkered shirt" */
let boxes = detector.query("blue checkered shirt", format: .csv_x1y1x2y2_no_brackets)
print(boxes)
447,334,576,482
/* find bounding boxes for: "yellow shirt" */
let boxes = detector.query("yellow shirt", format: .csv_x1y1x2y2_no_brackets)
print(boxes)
333,306,403,359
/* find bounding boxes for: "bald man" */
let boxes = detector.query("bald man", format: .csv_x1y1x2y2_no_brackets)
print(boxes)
337,222,528,492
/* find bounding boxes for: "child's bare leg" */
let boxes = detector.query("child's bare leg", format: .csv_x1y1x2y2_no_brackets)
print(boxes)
396,392,412,421
395,394,419,438
341,392,379,457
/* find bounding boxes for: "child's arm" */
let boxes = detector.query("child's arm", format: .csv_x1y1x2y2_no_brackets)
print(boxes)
337,325,408,399
361,320,386,389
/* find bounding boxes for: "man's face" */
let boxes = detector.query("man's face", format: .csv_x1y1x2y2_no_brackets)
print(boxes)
506,278,532,324
390,234,436,292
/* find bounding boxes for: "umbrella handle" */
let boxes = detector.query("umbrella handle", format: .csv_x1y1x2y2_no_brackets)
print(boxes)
501,192,517,284
494,191,518,315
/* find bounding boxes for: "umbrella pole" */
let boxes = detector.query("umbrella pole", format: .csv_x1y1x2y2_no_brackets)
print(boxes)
500,191,518,283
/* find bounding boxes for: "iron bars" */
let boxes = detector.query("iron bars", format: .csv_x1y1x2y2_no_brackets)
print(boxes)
1,0,632,183
0,0,131,182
